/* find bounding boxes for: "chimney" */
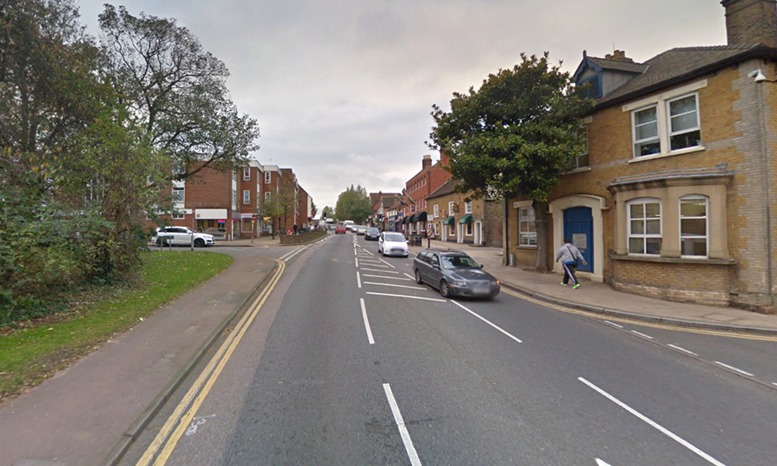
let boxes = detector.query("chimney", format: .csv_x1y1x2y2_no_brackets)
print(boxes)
422,154,432,170
722,0,777,48
604,50,634,63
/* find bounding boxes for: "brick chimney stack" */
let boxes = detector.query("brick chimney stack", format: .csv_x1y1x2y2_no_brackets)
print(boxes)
422,154,432,170
721,0,777,48
604,49,634,63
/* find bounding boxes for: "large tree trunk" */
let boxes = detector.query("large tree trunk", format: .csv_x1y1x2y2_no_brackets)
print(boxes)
534,199,550,273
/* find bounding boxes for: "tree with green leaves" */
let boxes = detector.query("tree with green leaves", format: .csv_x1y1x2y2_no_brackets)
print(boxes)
335,185,371,224
98,5,260,181
429,52,592,271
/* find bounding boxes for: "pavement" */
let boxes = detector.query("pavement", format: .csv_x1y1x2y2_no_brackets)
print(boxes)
1,232,776,466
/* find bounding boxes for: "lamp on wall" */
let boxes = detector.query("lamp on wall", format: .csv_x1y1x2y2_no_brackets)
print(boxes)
748,69,771,83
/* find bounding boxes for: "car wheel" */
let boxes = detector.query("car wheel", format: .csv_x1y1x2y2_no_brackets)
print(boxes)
156,238,161,246
194,238,205,247
414,269,423,284
439,280,450,298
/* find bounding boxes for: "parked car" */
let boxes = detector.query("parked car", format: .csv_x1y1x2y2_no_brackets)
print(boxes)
355,225,367,235
152,226,215,247
378,232,409,257
413,248,500,299
365,227,380,240
335,223,347,234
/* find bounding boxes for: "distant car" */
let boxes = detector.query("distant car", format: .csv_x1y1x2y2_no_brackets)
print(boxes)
378,232,409,257
335,223,347,234
355,225,367,235
365,227,380,241
413,248,500,299
152,226,215,247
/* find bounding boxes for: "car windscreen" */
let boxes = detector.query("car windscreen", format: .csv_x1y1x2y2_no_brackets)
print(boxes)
441,255,480,269
384,233,405,242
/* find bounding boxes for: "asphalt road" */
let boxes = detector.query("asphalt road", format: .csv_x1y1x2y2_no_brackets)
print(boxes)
124,233,777,465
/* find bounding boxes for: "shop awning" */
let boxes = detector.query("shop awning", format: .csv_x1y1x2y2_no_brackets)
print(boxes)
403,216,412,225
458,214,473,224
443,215,455,225
416,211,428,221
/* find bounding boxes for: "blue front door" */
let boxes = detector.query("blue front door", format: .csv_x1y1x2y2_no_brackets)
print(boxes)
563,207,593,273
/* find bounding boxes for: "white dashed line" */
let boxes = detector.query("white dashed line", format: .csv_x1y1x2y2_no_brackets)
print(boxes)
604,320,624,329
667,344,698,357
383,383,421,466
450,300,523,344
360,298,374,345
630,330,654,340
361,274,412,281
714,361,754,377
362,282,426,290
357,271,362,289
366,292,447,302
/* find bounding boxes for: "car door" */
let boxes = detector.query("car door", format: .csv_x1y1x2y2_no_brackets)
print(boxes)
378,233,385,253
425,252,442,286
170,227,188,245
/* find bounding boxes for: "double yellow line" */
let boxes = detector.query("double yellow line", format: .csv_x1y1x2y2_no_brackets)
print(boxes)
137,259,285,466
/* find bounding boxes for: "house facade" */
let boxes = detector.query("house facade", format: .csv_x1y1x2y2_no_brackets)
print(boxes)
400,154,453,238
509,0,777,311
427,179,503,247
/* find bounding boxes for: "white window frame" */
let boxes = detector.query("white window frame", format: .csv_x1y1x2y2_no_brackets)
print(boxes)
264,172,271,184
243,190,250,205
264,192,271,202
623,80,707,160
465,221,473,236
172,184,185,205
679,195,708,258
243,167,251,181
667,93,701,152
448,201,455,214
518,206,537,247
433,204,439,218
172,210,185,220
627,198,662,256
632,104,660,157
464,201,472,214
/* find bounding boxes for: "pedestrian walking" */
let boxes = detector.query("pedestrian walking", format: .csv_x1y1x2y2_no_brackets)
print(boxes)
555,238,587,289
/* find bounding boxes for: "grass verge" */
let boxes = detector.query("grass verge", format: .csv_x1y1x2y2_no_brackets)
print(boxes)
0,250,233,400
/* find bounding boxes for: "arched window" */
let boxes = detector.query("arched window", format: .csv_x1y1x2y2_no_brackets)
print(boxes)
680,195,708,257
627,198,662,255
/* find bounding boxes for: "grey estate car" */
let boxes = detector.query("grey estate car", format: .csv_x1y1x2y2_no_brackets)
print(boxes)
413,248,500,299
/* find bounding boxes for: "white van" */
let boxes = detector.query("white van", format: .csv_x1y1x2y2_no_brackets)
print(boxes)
342,220,355,231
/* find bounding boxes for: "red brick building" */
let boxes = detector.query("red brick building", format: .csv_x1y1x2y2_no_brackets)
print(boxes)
400,153,453,237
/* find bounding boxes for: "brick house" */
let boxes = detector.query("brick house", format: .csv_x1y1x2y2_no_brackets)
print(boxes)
368,192,402,230
400,154,453,238
508,0,777,311
427,179,503,247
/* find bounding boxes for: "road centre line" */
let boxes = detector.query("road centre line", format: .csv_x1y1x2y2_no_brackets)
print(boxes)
450,300,523,343
667,344,698,357
361,298,375,345
383,383,422,466
362,274,412,281
366,291,447,302
355,257,359,268
357,271,362,289
363,282,426,290
578,377,727,466
714,361,754,377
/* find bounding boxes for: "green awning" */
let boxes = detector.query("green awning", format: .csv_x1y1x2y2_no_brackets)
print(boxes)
443,215,455,225
458,214,473,224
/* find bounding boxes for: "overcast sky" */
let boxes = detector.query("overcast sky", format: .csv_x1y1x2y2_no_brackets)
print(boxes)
76,0,726,211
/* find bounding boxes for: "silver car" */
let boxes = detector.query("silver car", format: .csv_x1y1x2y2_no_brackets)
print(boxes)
413,248,500,299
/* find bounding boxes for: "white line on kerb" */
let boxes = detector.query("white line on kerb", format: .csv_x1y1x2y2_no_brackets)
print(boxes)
451,301,522,343
357,271,362,289
361,298,374,345
579,377,727,466
383,383,421,466
667,344,698,356
714,361,754,377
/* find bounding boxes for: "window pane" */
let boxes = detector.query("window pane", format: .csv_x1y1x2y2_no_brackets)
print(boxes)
629,238,644,254
636,141,661,156
670,112,698,132
630,219,644,234
646,219,661,235
681,218,706,236
681,199,706,216
645,203,660,218
635,107,657,125
682,238,707,256
630,203,644,218
670,95,696,116
637,123,658,140
646,238,662,254
670,130,701,151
